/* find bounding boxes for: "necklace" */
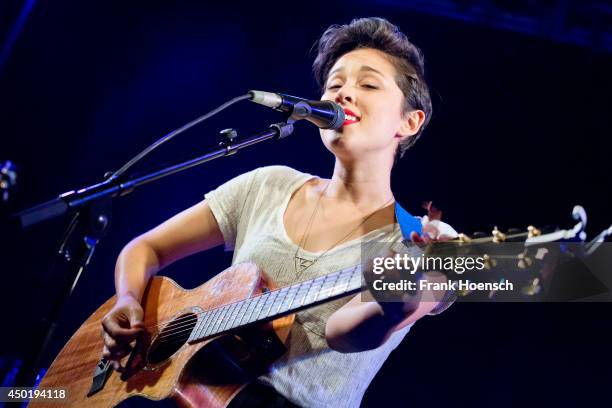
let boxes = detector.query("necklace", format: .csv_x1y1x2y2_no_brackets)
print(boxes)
293,180,395,277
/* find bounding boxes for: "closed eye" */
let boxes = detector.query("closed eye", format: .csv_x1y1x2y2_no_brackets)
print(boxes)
363,84,378,89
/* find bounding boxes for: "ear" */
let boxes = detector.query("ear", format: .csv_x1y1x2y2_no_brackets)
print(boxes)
397,109,426,139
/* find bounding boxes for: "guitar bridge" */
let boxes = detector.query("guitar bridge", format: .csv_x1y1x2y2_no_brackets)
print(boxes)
87,358,112,397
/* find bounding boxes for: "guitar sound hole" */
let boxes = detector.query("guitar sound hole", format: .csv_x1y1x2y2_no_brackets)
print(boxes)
147,313,198,365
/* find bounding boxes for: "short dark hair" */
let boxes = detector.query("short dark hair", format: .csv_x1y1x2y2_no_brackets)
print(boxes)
313,17,432,156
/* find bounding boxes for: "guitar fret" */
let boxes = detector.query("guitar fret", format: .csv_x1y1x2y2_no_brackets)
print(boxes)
239,295,260,326
303,276,326,306
332,269,353,296
194,310,214,340
316,273,335,301
209,305,230,336
349,266,363,290
270,287,290,317
246,293,268,325
296,279,314,309
279,285,296,313
227,301,245,330
342,268,355,293
226,299,249,331
320,271,342,300
219,302,240,333
283,284,300,314
192,265,365,343
199,309,215,334
202,307,223,336
257,289,280,321
232,299,250,328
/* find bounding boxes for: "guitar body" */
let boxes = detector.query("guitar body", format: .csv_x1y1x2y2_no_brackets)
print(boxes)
31,263,294,408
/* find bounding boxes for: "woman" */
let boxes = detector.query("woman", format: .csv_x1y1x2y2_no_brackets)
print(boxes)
102,17,456,407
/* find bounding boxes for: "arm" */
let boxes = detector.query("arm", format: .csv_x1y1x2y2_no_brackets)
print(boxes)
325,271,448,353
114,199,224,301
326,223,456,353
102,199,224,368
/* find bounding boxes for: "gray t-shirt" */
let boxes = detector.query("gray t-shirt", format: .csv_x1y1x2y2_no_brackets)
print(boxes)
204,165,415,407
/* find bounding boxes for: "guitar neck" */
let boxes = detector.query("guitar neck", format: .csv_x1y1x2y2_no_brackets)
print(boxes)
188,265,363,343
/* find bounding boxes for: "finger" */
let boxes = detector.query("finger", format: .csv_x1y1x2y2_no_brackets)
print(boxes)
102,345,111,360
103,335,133,358
412,231,433,244
128,307,145,329
102,318,143,341
437,233,455,242
112,360,123,372
410,231,424,243
102,343,132,362
422,223,440,240
110,347,132,362
103,332,119,350
102,345,127,361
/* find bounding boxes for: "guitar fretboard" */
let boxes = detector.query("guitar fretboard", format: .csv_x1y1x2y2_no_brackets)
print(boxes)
188,265,363,343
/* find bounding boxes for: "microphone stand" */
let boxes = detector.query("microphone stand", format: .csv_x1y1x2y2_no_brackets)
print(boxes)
12,120,295,389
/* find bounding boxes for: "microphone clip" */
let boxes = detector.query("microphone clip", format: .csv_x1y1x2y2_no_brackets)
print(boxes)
219,128,239,155
270,120,295,139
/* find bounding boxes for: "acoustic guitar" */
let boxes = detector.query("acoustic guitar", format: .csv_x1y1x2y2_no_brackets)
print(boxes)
30,209,598,407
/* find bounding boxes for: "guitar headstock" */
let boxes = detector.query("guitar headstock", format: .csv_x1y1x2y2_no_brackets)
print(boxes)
364,205,610,306
426,205,606,301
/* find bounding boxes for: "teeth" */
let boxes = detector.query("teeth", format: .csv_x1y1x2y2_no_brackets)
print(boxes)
345,114,358,121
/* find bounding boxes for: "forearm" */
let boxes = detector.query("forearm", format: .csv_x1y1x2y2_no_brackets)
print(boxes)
326,273,448,353
326,301,394,352
114,239,162,302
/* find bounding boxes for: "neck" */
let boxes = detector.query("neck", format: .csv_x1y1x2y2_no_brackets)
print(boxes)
325,155,394,208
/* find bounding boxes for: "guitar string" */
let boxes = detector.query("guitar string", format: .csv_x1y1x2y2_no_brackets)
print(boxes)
133,238,537,345
153,277,360,344
137,265,359,335
149,242,542,345
155,269,358,345
129,232,527,333
152,269,356,344
133,266,358,342
119,231,541,345
152,267,359,341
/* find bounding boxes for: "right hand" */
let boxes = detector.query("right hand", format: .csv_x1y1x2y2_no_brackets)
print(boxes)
101,294,145,371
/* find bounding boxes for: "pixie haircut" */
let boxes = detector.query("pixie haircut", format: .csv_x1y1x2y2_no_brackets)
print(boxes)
313,17,432,157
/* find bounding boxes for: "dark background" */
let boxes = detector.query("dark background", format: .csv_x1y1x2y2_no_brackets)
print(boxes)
1,0,611,406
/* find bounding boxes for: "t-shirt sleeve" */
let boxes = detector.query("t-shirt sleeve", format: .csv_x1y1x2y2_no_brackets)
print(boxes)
204,168,260,251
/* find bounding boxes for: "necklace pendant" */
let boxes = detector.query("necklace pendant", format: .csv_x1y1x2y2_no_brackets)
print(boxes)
295,256,314,273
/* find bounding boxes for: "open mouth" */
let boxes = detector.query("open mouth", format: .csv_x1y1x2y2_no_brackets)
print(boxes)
343,108,360,126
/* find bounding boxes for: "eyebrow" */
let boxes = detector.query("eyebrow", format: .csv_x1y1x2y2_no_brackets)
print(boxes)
328,65,385,77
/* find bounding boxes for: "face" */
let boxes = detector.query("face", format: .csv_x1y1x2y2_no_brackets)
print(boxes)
320,47,418,162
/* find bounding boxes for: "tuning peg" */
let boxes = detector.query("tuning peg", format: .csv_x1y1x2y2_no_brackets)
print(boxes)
521,278,541,296
458,282,472,297
482,254,497,270
488,278,506,299
572,205,587,241
492,226,506,243
458,233,471,243
527,225,541,238
517,251,533,269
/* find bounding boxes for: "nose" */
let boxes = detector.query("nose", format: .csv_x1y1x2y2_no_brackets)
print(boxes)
334,84,354,105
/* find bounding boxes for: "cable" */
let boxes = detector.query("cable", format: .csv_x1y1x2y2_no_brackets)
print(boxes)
108,93,252,180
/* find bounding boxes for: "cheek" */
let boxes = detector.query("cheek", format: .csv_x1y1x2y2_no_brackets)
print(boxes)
364,107,401,133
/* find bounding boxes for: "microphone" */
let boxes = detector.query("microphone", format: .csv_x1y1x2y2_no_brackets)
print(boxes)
248,90,345,130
